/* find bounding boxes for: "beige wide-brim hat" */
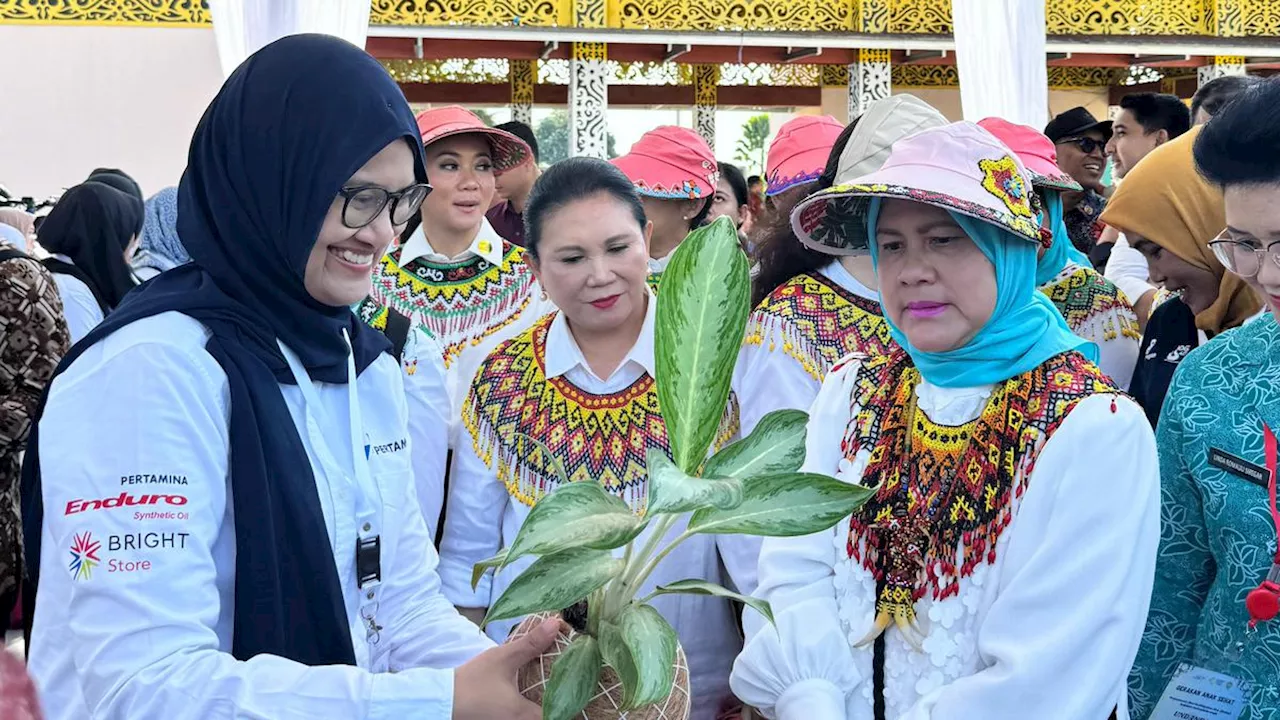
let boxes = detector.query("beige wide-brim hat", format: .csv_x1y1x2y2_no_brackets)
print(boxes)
790,95,948,255
792,109,1041,255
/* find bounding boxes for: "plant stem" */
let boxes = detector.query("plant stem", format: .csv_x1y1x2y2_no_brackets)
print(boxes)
603,514,679,618
627,527,696,597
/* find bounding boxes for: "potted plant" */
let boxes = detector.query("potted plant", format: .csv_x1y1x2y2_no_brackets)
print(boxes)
472,216,875,720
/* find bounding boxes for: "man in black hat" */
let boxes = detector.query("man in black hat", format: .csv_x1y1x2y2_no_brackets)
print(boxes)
1045,107,1112,260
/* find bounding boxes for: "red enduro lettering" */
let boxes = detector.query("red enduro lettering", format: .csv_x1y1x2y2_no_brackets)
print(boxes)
64,493,188,515
108,559,152,573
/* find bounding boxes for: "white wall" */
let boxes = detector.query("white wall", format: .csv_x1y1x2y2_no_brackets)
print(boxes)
0,25,223,200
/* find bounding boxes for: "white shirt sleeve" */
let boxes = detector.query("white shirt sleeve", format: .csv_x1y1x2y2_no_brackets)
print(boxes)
53,273,104,344
379,446,495,671
1104,233,1155,309
900,395,1160,720
36,337,461,719
731,358,866,720
733,323,824,438
437,404,509,608
401,328,450,539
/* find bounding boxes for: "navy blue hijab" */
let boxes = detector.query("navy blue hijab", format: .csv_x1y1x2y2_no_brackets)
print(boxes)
23,34,425,666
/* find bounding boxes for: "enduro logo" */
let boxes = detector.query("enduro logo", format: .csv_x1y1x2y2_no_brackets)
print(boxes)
65,493,188,515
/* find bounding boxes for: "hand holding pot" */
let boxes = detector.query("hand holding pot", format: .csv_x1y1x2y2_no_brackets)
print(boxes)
453,617,561,720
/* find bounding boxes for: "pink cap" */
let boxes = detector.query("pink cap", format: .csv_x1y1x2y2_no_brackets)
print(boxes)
766,115,844,196
977,117,1081,193
612,126,719,200
793,122,1041,254
414,106,532,173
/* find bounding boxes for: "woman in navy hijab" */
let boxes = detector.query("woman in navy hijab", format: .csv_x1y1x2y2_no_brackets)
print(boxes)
22,34,557,720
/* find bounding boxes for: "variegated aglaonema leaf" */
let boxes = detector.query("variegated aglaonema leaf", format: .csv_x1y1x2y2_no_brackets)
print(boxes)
687,472,877,537
599,605,678,710
645,449,743,516
650,578,774,624
484,548,624,625
703,409,808,479
502,481,646,568
544,634,604,720
513,432,570,486
470,548,508,591
655,215,751,476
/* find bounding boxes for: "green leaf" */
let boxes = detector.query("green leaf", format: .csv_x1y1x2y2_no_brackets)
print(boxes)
471,549,508,591
688,472,877,537
503,481,647,568
655,215,751,476
703,409,809,479
485,548,624,625
513,432,569,486
544,635,604,720
649,579,774,624
645,449,743,516
599,605,678,710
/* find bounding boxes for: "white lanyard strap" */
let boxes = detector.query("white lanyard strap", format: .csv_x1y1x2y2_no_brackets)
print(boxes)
277,337,383,542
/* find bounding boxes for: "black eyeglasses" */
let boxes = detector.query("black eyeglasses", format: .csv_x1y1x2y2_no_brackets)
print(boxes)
338,183,431,229
1056,136,1106,155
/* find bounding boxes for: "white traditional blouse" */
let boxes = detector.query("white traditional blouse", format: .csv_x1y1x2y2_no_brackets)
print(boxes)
1039,260,1141,390
734,260,890,437
441,293,758,720
731,350,1160,720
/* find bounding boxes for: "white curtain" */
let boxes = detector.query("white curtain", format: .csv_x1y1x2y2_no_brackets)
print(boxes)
209,0,373,79
952,0,1048,129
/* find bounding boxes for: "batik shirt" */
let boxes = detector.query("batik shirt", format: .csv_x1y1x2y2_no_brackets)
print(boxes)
0,246,68,614
1130,313,1280,718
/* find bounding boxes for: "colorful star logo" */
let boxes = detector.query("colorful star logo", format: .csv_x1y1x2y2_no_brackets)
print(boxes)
68,532,100,581
978,156,1034,220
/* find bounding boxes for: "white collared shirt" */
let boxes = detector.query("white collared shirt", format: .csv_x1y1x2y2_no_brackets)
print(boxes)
49,254,105,344
732,356,1160,720
29,311,491,720
398,219,506,268
440,293,760,720
732,260,880,437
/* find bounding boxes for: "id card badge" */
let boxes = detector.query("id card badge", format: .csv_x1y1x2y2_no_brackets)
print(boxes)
1151,663,1251,720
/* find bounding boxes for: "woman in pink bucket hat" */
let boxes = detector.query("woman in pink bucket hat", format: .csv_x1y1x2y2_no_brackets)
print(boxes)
732,122,1159,719
979,117,1141,390
360,106,556,535
612,125,719,291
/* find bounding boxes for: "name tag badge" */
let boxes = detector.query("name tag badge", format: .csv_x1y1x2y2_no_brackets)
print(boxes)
1208,447,1270,489
1151,663,1250,720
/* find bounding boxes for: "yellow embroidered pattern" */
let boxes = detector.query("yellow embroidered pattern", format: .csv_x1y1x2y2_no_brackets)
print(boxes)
1040,262,1140,343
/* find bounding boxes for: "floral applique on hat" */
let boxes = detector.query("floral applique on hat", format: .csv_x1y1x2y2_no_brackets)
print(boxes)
979,156,1034,220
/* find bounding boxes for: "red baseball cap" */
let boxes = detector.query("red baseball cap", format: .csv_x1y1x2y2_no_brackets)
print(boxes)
611,126,718,200
414,106,532,173
978,117,1081,193
766,115,844,196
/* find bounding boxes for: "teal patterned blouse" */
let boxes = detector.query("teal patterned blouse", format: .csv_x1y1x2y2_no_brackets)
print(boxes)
1130,313,1280,718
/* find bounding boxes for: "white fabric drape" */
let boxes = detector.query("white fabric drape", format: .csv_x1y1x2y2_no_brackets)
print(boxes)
209,0,373,79
952,0,1048,129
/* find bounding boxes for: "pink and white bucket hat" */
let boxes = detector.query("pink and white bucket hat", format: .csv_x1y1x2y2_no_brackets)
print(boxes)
791,121,1041,255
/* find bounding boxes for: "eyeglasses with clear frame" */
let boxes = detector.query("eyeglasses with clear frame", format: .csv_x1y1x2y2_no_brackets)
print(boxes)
1208,228,1280,278
338,183,431,230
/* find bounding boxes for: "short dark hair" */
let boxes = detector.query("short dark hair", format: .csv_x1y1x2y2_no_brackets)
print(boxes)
747,175,763,188
1118,93,1192,139
524,157,646,257
1191,75,1262,120
496,120,539,163
1195,78,1280,188
717,162,749,208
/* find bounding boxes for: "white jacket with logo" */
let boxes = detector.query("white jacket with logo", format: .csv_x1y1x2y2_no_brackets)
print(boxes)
28,310,492,720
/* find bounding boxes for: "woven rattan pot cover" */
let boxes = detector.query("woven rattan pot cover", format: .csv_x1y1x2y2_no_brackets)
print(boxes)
509,612,692,720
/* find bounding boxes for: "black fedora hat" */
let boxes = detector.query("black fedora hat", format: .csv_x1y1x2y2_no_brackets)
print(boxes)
1044,107,1113,143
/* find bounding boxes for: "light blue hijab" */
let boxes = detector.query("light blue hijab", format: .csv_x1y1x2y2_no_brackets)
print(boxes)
132,186,190,275
1034,190,1091,286
867,199,1095,388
